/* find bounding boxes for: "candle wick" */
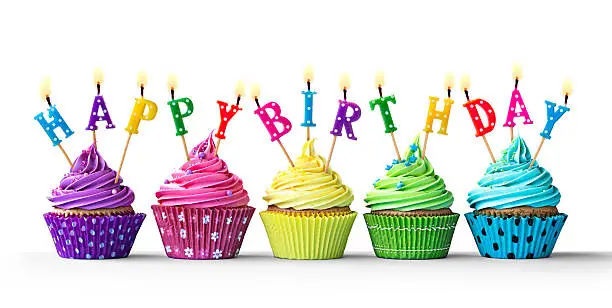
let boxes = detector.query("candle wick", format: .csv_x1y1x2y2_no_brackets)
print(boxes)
171,88,175,100
307,80,311,92
236,95,241,106
378,86,383,98
343,88,347,101
254,97,260,108
140,85,144,98
464,89,470,101
564,94,568,106
97,83,101,96
447,88,451,99
515,78,519,90
45,96,52,107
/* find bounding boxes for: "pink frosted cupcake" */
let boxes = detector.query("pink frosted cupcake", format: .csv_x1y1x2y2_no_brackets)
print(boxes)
151,132,255,259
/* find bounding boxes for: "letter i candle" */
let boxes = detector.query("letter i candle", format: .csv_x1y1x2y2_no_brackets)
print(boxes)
34,77,75,167
503,64,533,142
461,74,497,163
252,84,295,166
214,81,244,156
87,68,116,148
422,73,455,158
302,66,317,142
369,71,401,161
166,74,194,161
326,73,362,172
115,71,158,183
529,79,572,168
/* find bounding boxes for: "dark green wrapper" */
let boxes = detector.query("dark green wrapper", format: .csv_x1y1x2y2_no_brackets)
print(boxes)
364,213,460,260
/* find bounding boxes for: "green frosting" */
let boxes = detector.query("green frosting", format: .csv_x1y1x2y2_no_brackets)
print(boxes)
365,135,454,212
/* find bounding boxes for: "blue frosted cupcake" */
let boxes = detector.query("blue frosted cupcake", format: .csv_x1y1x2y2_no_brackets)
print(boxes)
464,137,567,259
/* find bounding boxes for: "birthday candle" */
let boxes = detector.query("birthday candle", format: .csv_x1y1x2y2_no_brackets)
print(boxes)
253,84,294,166
34,76,74,166
422,73,455,158
215,81,243,142
301,66,317,141
167,74,194,160
461,74,497,163
503,64,533,142
86,68,115,145
369,71,400,160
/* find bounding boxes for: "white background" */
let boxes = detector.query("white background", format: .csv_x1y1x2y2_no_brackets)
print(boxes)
2,0,611,305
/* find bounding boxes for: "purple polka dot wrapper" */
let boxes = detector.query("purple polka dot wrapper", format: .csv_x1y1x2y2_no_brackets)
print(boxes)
151,205,255,260
464,212,568,259
43,212,145,259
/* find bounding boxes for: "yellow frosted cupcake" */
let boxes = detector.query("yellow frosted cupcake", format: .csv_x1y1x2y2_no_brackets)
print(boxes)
260,139,357,260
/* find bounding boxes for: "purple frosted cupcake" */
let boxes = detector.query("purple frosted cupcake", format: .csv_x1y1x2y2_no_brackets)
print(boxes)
43,144,145,259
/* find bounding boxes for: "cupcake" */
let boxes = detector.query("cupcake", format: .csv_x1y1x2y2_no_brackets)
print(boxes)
151,132,255,260
43,144,145,259
464,136,567,259
364,135,459,259
260,139,357,260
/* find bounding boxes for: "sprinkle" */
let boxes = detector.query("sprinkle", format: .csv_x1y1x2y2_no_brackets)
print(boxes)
392,159,398,164
226,190,233,196
410,144,418,152
373,178,380,186
396,182,404,189
186,170,193,175
409,156,417,163
404,162,411,167
111,189,118,195
164,179,170,184
385,164,392,170
198,152,205,159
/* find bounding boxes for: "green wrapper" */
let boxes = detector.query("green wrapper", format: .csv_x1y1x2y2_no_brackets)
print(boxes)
364,213,459,260
260,210,357,260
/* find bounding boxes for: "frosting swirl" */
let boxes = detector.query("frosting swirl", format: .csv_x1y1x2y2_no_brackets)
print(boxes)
467,136,560,210
263,139,354,210
156,132,249,208
365,135,453,211
49,144,135,210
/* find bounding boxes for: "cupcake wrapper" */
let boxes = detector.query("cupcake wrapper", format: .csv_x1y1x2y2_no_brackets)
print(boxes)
259,210,357,260
43,212,146,259
363,213,460,260
464,212,568,259
151,205,255,260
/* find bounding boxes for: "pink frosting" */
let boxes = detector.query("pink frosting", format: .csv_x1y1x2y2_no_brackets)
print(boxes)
155,132,249,208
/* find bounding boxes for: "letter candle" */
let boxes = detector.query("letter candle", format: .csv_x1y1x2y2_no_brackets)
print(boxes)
214,80,244,156
34,76,74,167
422,73,455,158
529,78,572,168
167,74,194,161
302,66,317,142
369,71,401,161
326,73,362,172
115,71,158,183
503,64,533,142
86,68,116,148
252,84,294,167
461,74,497,163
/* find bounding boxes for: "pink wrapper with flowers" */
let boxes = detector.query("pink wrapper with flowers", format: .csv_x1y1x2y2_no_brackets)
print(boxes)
43,212,145,259
151,205,255,260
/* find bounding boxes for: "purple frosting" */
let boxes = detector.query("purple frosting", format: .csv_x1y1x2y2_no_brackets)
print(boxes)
49,144,135,210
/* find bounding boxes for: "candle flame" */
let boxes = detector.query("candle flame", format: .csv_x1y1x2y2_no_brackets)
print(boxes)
512,63,523,80
444,73,455,89
39,76,51,101
562,78,573,96
250,83,260,100
303,66,314,83
235,80,245,98
167,73,178,91
375,71,385,88
460,74,471,91
137,70,148,88
339,73,351,90
93,67,104,85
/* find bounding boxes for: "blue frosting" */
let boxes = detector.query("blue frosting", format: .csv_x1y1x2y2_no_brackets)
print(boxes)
467,137,561,210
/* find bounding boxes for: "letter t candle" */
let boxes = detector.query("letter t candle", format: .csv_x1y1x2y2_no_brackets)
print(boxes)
369,71,401,161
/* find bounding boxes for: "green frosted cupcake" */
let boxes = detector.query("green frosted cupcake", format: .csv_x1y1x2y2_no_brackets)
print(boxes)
364,135,459,259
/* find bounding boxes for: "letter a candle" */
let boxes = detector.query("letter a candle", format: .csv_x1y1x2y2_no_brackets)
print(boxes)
529,79,572,168
326,73,362,172
115,71,158,183
167,74,194,161
252,84,294,167
422,73,455,158
87,68,116,148
214,81,244,156
34,76,74,167
503,64,533,142
461,74,497,163
369,71,401,161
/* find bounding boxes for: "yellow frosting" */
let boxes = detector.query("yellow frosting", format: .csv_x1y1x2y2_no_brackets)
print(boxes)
263,139,354,210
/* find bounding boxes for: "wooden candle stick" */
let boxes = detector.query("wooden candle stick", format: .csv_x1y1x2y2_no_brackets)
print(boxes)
324,135,337,172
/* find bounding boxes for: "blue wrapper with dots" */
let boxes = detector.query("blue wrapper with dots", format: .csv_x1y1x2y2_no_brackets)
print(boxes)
464,212,567,259
44,212,145,259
